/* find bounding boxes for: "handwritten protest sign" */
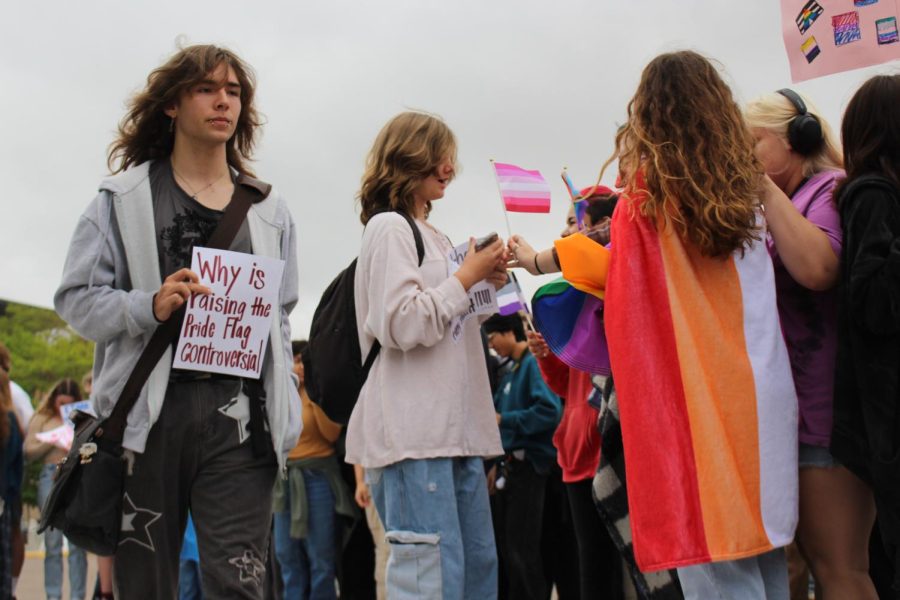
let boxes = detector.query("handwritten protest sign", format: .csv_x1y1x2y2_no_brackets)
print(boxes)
447,242,499,343
173,248,285,378
781,0,900,82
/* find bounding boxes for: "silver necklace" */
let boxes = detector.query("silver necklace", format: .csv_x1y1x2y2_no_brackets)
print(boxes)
171,164,229,200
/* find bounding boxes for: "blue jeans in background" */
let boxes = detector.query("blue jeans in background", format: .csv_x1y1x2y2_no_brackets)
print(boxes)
273,468,337,599
38,463,87,600
368,456,498,600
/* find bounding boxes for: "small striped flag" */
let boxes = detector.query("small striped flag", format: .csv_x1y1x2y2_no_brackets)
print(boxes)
493,162,552,213
496,278,526,316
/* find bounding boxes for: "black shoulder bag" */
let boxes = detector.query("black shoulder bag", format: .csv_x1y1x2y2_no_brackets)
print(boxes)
38,175,270,555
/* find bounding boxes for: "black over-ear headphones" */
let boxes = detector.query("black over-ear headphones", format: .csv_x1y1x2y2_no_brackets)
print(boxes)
776,88,823,156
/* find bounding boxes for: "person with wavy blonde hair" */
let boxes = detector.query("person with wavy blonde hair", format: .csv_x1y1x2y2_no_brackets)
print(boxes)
511,51,798,599
358,111,458,225
746,91,878,599
346,111,508,599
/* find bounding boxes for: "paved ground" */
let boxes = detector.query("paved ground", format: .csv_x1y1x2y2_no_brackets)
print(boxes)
17,512,99,600
18,552,99,600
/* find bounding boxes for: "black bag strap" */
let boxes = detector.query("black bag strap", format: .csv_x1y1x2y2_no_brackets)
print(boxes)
100,174,271,445
361,209,426,372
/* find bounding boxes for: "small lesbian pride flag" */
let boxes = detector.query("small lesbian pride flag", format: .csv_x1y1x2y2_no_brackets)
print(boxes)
493,162,551,213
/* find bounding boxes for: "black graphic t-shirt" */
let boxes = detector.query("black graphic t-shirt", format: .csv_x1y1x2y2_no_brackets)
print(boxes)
150,160,252,280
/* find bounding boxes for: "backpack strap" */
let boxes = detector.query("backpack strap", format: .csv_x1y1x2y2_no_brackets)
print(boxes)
100,175,270,446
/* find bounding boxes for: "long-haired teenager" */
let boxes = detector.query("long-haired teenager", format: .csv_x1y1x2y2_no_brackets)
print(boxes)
746,90,877,599
511,51,798,598
55,45,301,599
830,73,900,599
345,111,507,600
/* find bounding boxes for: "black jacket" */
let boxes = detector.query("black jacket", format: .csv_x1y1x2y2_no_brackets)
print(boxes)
831,174,900,541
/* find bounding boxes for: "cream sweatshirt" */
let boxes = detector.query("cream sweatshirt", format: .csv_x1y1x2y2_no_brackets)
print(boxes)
345,213,503,469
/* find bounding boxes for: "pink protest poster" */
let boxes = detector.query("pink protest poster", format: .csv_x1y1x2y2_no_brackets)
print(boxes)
782,0,900,82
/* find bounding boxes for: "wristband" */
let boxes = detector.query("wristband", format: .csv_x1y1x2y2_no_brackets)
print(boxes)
534,253,544,275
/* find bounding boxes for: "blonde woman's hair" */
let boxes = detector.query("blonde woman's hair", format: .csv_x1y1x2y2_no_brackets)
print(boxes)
597,50,762,259
358,111,457,225
745,91,842,176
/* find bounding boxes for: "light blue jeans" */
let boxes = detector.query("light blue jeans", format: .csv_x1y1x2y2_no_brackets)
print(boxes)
38,463,87,600
677,547,789,600
367,457,498,600
273,468,337,599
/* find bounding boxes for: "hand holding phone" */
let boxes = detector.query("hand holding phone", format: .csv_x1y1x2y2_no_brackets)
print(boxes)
474,232,499,251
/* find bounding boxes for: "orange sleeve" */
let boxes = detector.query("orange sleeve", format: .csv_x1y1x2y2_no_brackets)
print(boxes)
553,233,610,299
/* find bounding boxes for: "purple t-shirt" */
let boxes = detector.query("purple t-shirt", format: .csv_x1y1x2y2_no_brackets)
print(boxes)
767,170,843,447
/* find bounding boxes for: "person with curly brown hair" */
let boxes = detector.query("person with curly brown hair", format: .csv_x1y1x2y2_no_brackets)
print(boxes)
510,50,798,599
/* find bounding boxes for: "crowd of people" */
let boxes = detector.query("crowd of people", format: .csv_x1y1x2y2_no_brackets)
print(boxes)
0,41,897,600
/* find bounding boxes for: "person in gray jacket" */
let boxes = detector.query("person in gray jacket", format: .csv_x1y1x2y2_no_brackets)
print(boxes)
54,44,301,600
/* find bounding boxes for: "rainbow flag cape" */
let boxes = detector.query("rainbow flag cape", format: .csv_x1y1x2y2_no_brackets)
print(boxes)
532,279,610,376
493,162,551,213
556,191,799,572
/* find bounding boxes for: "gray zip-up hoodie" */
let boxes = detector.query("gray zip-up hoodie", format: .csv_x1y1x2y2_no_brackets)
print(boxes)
54,161,302,472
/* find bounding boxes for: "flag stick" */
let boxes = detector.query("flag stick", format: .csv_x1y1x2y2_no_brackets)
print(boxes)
490,159,514,241
562,168,585,230
561,167,581,200
509,271,535,332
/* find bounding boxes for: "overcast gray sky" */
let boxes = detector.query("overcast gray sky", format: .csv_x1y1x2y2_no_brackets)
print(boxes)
1,1,896,337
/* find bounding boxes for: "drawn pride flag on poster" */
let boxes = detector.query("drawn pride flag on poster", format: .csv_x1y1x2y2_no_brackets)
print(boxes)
493,162,552,213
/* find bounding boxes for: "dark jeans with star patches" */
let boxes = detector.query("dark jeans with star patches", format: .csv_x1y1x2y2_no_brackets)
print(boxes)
114,378,278,600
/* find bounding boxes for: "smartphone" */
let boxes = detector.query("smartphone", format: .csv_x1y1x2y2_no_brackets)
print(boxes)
474,232,499,251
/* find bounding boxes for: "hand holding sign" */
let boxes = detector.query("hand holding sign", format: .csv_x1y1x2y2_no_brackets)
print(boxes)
453,236,506,291
154,268,211,322
173,248,285,379
447,240,501,343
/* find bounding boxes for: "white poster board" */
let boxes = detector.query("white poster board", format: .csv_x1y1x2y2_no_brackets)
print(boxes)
447,241,499,342
60,400,94,426
173,248,285,379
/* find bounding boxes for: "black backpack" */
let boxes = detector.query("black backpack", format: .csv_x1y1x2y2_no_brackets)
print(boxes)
307,211,425,424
